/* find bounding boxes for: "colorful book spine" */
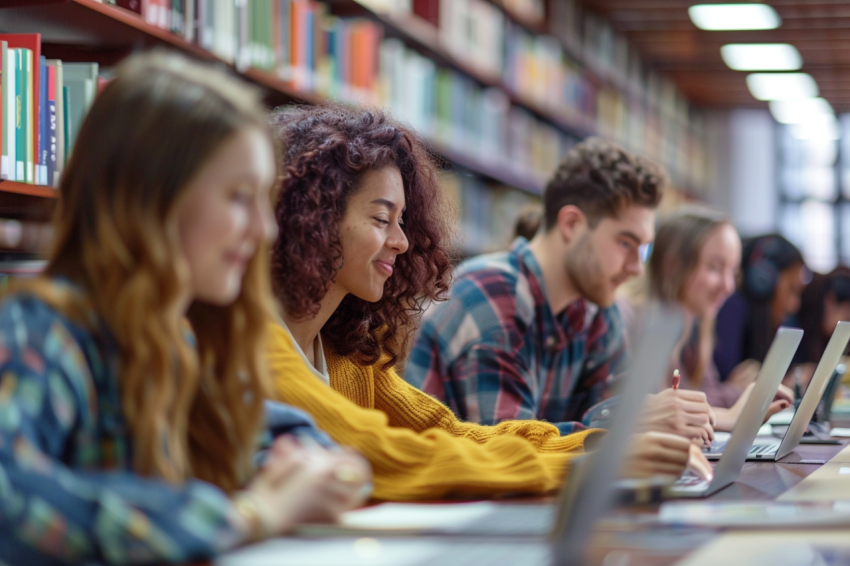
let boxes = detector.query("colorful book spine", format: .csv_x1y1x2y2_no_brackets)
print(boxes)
14,49,25,183
4,49,14,182
23,49,33,184
46,62,56,188
38,56,47,186
0,41,6,181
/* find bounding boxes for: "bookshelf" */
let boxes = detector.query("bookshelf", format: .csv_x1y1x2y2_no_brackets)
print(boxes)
0,0,556,195
0,181,57,199
0,0,713,254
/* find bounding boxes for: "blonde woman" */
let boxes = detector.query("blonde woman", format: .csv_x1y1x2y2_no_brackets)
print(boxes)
0,52,369,565
629,206,792,431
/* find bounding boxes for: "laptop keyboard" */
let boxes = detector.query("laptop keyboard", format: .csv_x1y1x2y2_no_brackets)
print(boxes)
674,473,707,487
703,441,779,457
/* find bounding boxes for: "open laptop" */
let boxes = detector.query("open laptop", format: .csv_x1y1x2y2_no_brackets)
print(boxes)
216,305,684,566
666,327,803,498
706,321,850,462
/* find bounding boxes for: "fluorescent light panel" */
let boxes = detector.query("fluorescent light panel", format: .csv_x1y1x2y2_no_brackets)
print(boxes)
790,119,840,141
747,73,818,101
769,98,834,124
689,4,782,30
721,44,801,71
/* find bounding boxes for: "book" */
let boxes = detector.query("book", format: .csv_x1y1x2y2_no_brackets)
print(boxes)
0,41,6,180
3,49,14,182
0,35,41,184
38,56,46,186
14,49,26,183
24,49,33,184
47,59,64,185
116,0,143,14
62,62,99,155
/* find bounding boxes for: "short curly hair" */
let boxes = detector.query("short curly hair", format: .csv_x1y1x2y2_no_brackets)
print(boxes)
542,137,666,230
269,104,455,369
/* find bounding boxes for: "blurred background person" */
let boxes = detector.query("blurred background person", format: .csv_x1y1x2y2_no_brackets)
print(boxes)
623,207,791,432
713,234,807,389
796,267,850,372
512,203,544,242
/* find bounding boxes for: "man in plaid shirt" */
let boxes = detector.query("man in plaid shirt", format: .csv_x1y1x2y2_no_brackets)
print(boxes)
407,138,716,442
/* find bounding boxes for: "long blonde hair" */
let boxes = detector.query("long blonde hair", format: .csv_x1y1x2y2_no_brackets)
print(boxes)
648,205,732,384
25,51,275,492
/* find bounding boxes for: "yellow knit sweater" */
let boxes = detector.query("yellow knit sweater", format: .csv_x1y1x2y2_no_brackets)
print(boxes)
267,322,601,500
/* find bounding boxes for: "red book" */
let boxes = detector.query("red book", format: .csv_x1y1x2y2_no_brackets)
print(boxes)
0,34,41,173
413,0,439,27
116,0,143,15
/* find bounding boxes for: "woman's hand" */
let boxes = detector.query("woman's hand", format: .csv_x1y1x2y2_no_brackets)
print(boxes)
713,382,793,432
233,436,372,539
639,388,716,446
622,431,713,481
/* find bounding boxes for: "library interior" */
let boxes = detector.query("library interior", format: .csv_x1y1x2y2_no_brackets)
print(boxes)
4,1,850,565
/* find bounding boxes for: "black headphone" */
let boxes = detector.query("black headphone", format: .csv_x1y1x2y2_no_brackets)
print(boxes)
744,237,783,301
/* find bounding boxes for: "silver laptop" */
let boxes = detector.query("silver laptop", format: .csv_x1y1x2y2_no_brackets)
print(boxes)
706,321,850,462
216,305,684,566
667,327,803,498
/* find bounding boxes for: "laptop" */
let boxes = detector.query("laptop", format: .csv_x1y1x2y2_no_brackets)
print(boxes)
216,305,684,566
666,327,803,498
706,321,850,461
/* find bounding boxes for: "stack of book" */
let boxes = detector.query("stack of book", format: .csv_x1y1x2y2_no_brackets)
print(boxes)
0,33,99,188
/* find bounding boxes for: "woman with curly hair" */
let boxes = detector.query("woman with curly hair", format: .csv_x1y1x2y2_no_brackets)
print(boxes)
0,53,369,565
266,104,707,501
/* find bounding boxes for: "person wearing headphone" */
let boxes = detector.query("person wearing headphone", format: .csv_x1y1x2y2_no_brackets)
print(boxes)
713,234,807,389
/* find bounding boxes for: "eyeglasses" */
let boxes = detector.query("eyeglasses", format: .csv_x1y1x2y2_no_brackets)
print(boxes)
639,243,653,263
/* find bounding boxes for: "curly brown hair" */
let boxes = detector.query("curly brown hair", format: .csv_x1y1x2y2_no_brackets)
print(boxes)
270,104,455,369
542,137,666,230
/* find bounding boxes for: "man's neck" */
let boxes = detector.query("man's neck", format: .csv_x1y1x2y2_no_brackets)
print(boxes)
278,286,346,367
527,233,582,315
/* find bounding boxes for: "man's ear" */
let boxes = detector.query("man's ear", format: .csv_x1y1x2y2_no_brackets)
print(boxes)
556,205,586,244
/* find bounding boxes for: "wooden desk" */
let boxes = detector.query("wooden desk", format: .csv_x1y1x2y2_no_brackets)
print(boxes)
588,441,849,566
209,442,848,566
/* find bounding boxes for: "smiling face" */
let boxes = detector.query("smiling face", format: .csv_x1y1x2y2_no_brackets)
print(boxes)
680,223,741,318
332,167,409,302
176,127,278,305
566,204,655,307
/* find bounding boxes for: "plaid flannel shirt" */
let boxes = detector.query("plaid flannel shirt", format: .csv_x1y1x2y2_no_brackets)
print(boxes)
406,238,626,434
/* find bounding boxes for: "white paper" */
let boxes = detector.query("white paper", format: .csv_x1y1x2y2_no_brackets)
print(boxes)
768,409,795,426
339,501,499,531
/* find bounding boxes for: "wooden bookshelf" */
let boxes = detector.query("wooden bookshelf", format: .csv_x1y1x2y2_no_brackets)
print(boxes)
0,0,549,194
0,181,57,199
333,1,594,138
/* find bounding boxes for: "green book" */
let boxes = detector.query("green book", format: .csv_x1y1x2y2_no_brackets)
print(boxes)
23,48,33,184
0,40,8,180
14,48,25,183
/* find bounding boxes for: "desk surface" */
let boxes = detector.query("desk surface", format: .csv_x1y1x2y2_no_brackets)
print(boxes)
209,441,849,566
587,441,849,566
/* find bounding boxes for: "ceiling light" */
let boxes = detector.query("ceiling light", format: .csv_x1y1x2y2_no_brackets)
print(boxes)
790,116,840,141
721,44,801,71
689,4,781,30
747,73,818,101
769,98,834,124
